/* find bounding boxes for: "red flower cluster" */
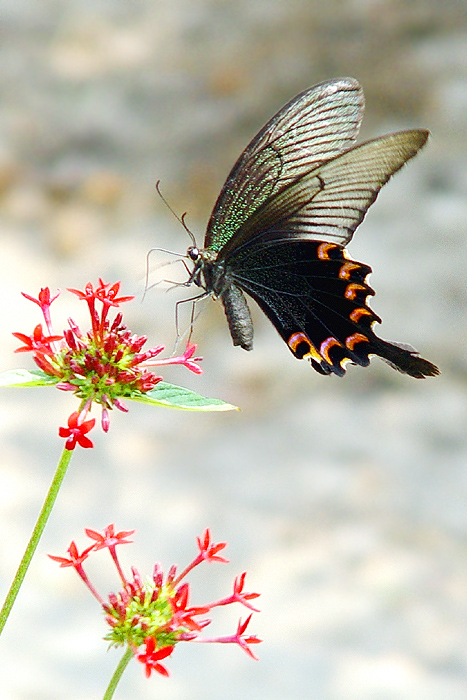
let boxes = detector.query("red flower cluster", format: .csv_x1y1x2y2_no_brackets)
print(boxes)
14,281,202,448
50,526,261,677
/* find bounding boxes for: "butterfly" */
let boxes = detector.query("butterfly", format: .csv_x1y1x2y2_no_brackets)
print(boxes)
185,77,439,378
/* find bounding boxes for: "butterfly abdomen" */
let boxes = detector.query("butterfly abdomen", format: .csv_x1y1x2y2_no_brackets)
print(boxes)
198,251,255,351
220,282,254,350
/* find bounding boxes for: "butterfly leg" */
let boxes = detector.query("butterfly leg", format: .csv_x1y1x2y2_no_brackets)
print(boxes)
173,291,209,353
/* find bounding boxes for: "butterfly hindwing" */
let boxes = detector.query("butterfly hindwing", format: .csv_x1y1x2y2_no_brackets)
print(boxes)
227,239,438,378
227,239,379,375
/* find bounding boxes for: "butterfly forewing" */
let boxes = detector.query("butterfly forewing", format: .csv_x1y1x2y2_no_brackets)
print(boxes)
221,129,429,256
205,77,364,252
301,129,429,246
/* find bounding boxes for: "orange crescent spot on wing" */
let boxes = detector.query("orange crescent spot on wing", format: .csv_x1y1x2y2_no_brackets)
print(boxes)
345,332,369,351
349,307,373,323
345,283,367,300
288,332,323,363
317,242,340,260
338,261,361,280
320,337,342,365
288,331,309,352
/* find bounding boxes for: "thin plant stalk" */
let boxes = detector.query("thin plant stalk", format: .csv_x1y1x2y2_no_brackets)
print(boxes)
0,446,74,633
102,647,133,700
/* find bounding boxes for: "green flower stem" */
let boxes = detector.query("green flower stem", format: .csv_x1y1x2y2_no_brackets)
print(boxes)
0,446,74,634
103,647,133,700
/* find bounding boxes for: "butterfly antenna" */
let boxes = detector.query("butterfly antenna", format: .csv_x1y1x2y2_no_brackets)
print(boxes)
180,212,197,247
155,180,197,246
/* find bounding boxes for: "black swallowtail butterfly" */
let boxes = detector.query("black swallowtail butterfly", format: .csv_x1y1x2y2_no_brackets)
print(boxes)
186,77,438,378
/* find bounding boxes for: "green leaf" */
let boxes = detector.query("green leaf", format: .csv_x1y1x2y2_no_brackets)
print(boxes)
130,381,238,412
0,368,59,388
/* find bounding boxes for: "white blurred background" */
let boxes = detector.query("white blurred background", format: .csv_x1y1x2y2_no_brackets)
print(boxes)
0,2,466,699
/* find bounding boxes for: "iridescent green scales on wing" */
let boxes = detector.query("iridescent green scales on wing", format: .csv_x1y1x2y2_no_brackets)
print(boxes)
206,147,280,252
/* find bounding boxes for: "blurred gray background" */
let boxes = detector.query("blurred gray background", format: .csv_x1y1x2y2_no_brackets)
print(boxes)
1,2,466,699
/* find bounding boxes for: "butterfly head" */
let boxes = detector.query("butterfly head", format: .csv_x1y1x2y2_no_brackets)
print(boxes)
187,245,200,262
186,245,227,298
